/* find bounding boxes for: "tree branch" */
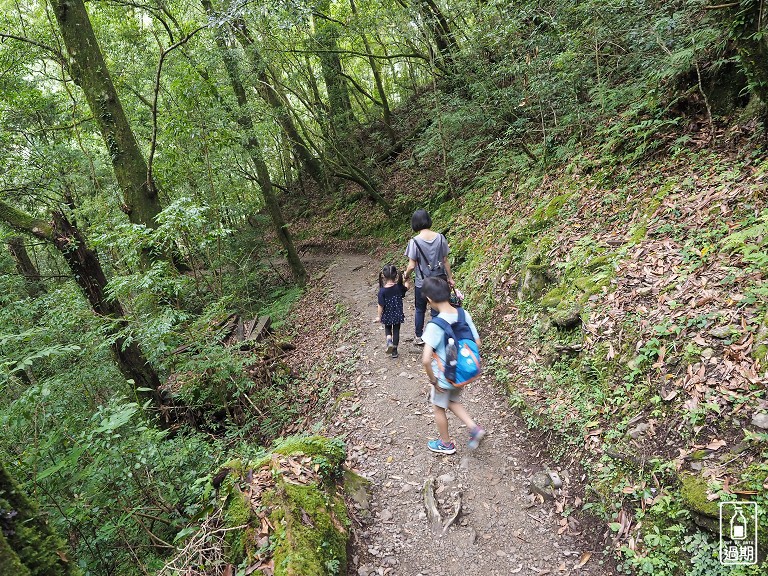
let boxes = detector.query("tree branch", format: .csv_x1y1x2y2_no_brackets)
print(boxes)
265,46,431,62
0,199,53,239
0,33,66,64
147,26,206,184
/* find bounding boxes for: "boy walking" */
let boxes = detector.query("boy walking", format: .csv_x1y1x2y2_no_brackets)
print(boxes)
420,277,485,454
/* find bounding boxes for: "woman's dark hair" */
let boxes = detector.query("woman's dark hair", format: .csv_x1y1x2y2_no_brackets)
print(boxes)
421,277,451,303
379,263,403,288
411,209,432,232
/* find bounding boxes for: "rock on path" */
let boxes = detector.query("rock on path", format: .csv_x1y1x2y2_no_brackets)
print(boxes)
317,256,608,576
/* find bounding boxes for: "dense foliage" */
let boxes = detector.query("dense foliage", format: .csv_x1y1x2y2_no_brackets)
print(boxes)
2,0,767,574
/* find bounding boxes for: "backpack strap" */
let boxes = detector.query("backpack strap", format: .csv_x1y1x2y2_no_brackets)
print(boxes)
453,308,476,342
428,316,456,343
412,238,429,279
413,235,444,276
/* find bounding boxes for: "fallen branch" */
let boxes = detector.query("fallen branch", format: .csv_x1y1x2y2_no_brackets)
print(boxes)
423,477,442,533
441,492,462,534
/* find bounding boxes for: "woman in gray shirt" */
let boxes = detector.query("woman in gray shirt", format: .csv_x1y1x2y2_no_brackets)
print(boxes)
402,209,455,345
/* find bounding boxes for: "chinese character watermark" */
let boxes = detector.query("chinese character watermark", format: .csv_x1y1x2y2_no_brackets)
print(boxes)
719,502,758,566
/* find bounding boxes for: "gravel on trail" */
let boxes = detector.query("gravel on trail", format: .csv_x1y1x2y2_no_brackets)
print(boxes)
314,255,612,576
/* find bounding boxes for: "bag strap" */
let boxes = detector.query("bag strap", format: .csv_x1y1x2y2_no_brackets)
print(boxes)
412,238,428,278
453,308,476,342
429,316,457,345
413,235,443,273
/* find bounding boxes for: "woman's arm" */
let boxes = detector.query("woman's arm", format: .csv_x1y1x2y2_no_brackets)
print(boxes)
404,257,417,282
443,256,455,287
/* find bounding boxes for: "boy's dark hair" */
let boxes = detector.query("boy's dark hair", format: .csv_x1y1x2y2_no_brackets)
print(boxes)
379,263,403,288
422,277,451,303
411,209,432,232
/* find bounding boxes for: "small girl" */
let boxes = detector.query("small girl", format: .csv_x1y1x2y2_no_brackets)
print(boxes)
375,264,409,358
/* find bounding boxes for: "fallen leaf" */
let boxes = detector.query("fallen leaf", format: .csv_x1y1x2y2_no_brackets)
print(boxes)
577,551,592,568
706,439,726,451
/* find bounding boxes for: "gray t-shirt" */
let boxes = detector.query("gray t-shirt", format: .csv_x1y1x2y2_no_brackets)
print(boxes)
405,234,449,288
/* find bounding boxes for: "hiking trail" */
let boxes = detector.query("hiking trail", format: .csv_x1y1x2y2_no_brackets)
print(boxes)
312,254,612,576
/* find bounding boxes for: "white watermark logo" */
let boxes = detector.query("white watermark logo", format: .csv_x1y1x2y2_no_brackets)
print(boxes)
719,502,758,566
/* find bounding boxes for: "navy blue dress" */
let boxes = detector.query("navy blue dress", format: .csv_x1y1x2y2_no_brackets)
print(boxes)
378,284,408,325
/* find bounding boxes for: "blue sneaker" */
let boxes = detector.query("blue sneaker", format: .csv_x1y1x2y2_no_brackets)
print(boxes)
427,439,456,455
468,427,486,450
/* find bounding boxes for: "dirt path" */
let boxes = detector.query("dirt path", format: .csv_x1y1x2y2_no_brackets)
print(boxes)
318,255,609,576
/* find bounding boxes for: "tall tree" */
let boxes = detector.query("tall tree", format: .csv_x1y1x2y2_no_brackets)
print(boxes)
349,0,396,145
202,0,307,284
231,20,329,190
48,0,164,231
7,237,46,297
0,459,80,576
0,200,163,411
314,0,355,137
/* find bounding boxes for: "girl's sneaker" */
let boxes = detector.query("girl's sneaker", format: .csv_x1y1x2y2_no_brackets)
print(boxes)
386,336,394,353
468,427,486,450
391,347,399,358
427,439,456,455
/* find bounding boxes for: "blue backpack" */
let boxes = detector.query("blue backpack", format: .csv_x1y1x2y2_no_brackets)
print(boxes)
429,308,482,389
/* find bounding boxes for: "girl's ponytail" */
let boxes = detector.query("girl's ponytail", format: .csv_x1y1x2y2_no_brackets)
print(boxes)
380,263,398,286
397,271,404,288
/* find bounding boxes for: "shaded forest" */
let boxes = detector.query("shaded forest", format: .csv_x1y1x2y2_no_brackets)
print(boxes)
1,0,768,574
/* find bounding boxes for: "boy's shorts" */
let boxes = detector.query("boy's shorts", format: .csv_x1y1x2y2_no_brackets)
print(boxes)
430,385,462,409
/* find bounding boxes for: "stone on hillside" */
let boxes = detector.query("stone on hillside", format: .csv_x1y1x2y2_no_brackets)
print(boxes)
540,294,561,309
551,306,582,330
518,264,550,300
547,469,563,489
701,347,715,359
680,473,719,534
628,423,650,439
709,325,738,339
751,412,768,429
529,471,555,501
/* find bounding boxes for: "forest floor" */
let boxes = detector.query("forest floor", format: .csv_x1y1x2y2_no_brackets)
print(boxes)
306,253,615,576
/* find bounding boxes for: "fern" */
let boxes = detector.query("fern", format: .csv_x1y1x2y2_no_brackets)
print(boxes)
722,209,768,268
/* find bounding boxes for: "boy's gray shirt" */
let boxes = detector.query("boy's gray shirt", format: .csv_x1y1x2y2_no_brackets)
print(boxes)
405,234,449,288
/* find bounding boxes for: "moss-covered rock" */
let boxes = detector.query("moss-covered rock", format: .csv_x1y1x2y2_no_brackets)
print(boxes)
220,435,350,574
680,473,719,534
551,306,582,330
268,481,349,576
223,485,256,566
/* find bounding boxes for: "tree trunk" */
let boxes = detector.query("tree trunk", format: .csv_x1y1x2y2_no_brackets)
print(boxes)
0,200,163,412
349,0,396,145
50,212,163,408
49,0,164,230
202,0,307,285
413,0,457,67
721,1,768,105
231,20,328,191
0,460,79,576
314,0,355,138
7,236,46,297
